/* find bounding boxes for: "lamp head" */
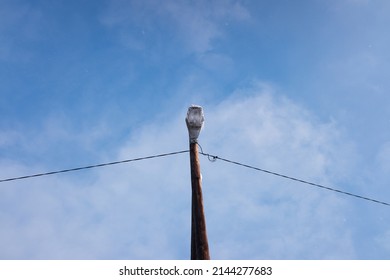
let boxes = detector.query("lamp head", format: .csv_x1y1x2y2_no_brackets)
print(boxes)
186,105,204,143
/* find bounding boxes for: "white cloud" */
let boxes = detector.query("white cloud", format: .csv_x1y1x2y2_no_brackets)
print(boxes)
100,0,250,53
0,82,359,259
162,0,249,53
198,83,356,259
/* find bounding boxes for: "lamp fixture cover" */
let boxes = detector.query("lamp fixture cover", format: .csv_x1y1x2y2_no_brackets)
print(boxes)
186,105,204,143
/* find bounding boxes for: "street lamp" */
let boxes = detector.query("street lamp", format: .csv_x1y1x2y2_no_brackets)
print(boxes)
186,105,210,260
186,105,204,143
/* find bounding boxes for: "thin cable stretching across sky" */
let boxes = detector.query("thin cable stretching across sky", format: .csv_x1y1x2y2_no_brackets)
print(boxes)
2,147,389,207
0,150,189,183
198,151,390,207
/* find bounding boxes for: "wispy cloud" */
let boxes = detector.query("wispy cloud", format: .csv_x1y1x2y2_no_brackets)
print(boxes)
0,82,359,259
100,0,250,53
199,83,356,259
162,0,250,53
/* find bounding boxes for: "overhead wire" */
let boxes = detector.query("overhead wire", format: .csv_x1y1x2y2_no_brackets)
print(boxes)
198,148,390,207
1,145,389,207
0,150,189,183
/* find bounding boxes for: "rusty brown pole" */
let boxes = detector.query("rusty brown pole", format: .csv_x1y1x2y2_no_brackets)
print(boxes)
186,105,210,260
190,142,210,260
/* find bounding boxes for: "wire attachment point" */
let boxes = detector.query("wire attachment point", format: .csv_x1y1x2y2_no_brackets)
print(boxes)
207,155,218,162
196,143,218,162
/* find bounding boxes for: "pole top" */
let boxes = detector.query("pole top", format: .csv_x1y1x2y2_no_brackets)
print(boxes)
186,105,204,143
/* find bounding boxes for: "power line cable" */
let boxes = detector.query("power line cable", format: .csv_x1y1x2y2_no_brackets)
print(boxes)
198,149,390,207
2,145,389,207
0,150,189,183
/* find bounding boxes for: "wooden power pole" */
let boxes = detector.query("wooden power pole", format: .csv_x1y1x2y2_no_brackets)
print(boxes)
186,105,210,260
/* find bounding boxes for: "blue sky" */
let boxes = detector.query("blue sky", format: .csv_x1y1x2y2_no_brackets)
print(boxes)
1,0,390,259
